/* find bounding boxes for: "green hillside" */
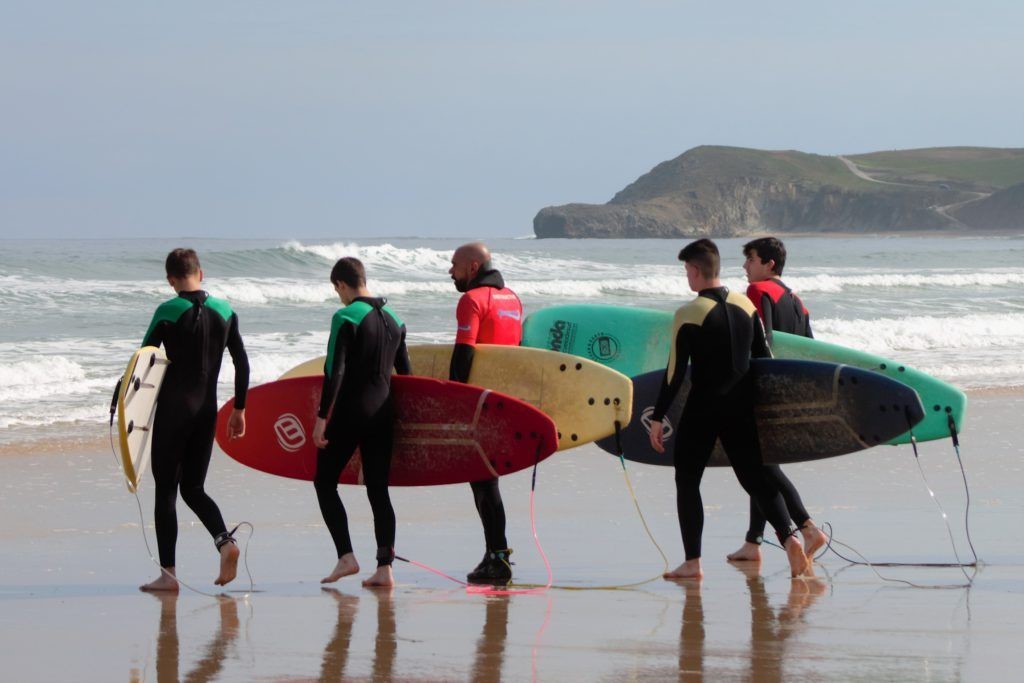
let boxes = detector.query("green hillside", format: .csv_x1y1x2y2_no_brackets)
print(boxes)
534,145,1024,238
847,147,1024,190
612,146,883,204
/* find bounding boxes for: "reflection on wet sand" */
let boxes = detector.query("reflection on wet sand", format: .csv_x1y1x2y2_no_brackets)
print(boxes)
678,581,705,681
666,567,826,681
470,595,511,682
370,590,397,682
731,563,826,682
319,589,359,680
145,593,240,683
320,587,399,681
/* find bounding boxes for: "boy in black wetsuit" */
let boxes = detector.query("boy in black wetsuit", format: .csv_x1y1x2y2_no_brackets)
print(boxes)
728,237,828,565
649,239,809,580
140,248,249,592
312,257,411,588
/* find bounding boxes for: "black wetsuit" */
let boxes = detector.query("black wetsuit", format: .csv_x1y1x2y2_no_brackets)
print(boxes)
142,290,249,568
743,278,814,545
315,297,411,567
652,287,795,561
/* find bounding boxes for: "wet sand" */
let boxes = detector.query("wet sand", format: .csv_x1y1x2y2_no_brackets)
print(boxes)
1,394,1021,681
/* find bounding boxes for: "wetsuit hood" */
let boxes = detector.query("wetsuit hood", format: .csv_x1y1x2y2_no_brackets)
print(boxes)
467,268,505,291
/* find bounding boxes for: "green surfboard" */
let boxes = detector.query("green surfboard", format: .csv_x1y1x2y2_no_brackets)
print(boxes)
522,303,674,379
522,303,966,444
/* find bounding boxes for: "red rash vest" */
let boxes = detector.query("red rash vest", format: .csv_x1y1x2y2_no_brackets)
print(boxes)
455,286,523,346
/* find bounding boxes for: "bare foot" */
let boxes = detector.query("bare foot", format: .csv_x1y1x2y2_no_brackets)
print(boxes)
801,522,828,562
140,568,179,592
214,542,240,586
664,559,703,580
726,542,763,562
784,536,809,577
361,565,395,588
321,553,360,584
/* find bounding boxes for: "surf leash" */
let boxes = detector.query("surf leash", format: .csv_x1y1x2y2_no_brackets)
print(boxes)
396,434,553,595
770,414,978,589
108,418,257,598
605,420,670,586
514,421,671,592
462,433,553,595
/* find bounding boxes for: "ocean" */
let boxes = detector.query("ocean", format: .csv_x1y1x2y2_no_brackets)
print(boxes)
2,235,1022,446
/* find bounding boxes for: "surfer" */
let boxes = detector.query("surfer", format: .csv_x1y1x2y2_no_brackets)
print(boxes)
448,242,524,585
728,237,828,564
649,239,809,580
313,257,411,587
139,248,250,592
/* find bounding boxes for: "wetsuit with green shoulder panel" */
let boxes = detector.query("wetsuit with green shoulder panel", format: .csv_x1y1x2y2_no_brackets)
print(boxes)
141,289,250,569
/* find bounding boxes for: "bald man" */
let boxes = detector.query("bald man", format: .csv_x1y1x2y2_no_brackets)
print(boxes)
448,242,523,585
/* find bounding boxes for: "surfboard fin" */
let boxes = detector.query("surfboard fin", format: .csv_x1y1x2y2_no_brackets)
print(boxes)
108,378,122,427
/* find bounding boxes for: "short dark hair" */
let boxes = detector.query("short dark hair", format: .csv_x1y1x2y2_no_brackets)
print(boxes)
330,257,366,288
678,239,720,279
743,237,787,276
165,248,200,279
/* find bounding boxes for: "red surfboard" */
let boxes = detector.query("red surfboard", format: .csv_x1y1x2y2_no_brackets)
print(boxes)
215,375,558,486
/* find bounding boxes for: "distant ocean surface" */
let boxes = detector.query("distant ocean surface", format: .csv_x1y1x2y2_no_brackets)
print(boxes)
2,235,1022,446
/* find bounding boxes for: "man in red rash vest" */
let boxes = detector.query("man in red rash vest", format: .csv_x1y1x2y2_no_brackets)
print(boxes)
727,236,828,565
448,242,523,585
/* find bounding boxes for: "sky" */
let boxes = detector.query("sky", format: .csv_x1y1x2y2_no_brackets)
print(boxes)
2,1,1022,239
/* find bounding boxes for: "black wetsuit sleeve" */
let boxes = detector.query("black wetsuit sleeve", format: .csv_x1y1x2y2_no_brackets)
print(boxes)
803,315,814,339
751,314,772,359
449,343,475,383
760,292,775,346
319,322,355,419
142,321,164,349
394,326,412,376
652,325,690,422
227,313,250,410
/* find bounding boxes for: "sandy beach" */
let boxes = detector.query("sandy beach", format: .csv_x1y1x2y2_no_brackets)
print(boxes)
1,391,1021,681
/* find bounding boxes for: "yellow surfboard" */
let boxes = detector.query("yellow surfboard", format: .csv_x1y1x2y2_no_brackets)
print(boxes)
116,346,169,492
280,344,633,451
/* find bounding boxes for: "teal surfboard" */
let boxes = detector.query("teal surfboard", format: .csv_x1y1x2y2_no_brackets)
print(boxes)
521,304,674,379
522,304,966,444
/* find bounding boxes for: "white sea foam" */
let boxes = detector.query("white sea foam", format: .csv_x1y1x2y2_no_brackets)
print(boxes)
785,271,1024,294
814,313,1024,353
9,264,1021,312
0,404,112,430
0,356,109,402
281,240,630,279
283,241,454,273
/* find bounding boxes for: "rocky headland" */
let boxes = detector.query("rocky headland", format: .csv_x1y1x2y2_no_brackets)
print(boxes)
533,146,1024,238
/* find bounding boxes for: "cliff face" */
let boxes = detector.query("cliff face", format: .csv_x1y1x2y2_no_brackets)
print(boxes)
951,183,1024,230
533,146,1024,238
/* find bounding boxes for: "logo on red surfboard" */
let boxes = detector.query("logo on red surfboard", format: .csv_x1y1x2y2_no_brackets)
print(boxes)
274,413,307,452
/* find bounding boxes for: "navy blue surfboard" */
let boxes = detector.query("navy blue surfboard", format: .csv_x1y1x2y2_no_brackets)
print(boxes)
597,359,925,466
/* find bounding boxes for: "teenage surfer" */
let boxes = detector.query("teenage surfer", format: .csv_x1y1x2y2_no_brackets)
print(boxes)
728,236,828,565
139,248,249,592
312,257,411,587
649,239,809,580
448,242,524,585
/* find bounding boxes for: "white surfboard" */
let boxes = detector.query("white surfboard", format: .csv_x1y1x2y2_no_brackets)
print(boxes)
116,346,169,492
